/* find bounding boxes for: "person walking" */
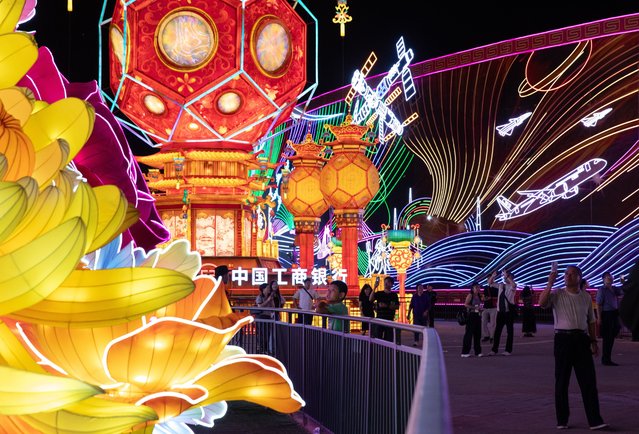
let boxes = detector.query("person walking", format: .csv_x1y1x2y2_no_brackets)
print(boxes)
489,269,517,356
520,285,537,337
461,282,483,358
358,282,376,335
481,271,499,343
539,262,607,431
407,283,431,346
596,271,623,366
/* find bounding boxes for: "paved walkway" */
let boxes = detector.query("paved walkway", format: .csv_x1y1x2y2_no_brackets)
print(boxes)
198,320,639,433
438,320,639,434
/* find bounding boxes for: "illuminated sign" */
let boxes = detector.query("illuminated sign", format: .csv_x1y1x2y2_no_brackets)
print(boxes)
229,267,348,286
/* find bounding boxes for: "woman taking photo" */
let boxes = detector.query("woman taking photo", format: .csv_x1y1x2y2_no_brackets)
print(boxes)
358,283,376,335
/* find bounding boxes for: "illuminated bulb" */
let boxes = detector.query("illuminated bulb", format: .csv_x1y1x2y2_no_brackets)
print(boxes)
143,94,166,115
217,92,241,114
110,27,125,67
134,375,148,383
188,122,200,131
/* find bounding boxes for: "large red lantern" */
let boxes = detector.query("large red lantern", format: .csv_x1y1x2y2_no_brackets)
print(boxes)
108,0,307,148
105,0,310,266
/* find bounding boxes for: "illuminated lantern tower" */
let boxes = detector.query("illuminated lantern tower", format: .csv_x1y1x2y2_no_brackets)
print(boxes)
320,114,379,294
383,225,421,323
281,133,329,271
106,0,308,268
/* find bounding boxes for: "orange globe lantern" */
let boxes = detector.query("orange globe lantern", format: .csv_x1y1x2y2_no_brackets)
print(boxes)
281,133,329,271
385,227,421,323
320,114,379,293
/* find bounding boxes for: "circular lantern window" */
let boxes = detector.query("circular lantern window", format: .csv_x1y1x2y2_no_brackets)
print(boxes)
143,94,166,115
217,91,242,114
156,10,217,70
110,26,126,68
251,16,292,77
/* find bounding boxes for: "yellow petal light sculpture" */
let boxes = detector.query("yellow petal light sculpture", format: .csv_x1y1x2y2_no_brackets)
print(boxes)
15,273,304,432
0,1,305,431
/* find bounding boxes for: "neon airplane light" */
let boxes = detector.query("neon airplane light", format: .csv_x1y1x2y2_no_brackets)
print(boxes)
580,107,613,127
347,37,417,143
496,112,532,137
495,158,607,221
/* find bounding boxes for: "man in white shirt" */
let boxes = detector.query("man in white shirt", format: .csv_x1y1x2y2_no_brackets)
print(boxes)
539,263,607,431
292,277,319,325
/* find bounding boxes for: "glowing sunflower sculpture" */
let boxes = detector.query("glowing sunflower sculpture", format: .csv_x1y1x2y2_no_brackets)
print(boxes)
0,1,304,432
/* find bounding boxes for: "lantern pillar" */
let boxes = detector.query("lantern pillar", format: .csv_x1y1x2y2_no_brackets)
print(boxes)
280,133,329,272
294,217,321,271
385,225,423,324
334,210,363,294
319,114,379,296
388,246,413,323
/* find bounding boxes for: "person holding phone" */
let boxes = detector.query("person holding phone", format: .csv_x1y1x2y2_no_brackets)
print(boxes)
358,279,377,335
489,269,517,356
539,262,607,431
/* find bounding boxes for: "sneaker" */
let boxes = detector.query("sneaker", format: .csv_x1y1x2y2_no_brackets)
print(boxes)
556,425,569,430
590,423,608,430
487,351,497,356
477,353,484,358
461,354,471,358
502,351,512,356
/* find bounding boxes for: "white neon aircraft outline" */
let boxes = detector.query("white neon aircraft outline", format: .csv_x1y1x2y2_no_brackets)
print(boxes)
496,112,532,137
580,107,613,127
495,158,607,221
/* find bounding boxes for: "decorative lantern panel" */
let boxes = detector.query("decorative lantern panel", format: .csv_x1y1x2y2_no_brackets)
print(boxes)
282,166,329,217
108,0,307,147
320,153,380,209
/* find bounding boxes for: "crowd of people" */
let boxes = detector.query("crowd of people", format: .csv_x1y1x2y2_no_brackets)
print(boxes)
216,260,639,432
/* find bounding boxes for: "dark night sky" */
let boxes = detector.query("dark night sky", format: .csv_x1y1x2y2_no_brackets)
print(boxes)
23,2,638,99
20,1,638,234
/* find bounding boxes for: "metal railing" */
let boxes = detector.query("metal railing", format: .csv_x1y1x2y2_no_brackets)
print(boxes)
229,306,451,434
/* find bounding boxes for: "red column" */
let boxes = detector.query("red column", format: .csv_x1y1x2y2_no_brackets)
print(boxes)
335,210,362,296
297,231,314,271
397,272,407,323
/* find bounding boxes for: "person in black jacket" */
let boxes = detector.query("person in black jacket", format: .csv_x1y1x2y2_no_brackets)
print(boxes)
359,282,376,334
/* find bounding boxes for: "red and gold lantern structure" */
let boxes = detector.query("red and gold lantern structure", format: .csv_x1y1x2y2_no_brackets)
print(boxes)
106,0,309,268
281,133,329,271
320,115,379,294
383,225,422,323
